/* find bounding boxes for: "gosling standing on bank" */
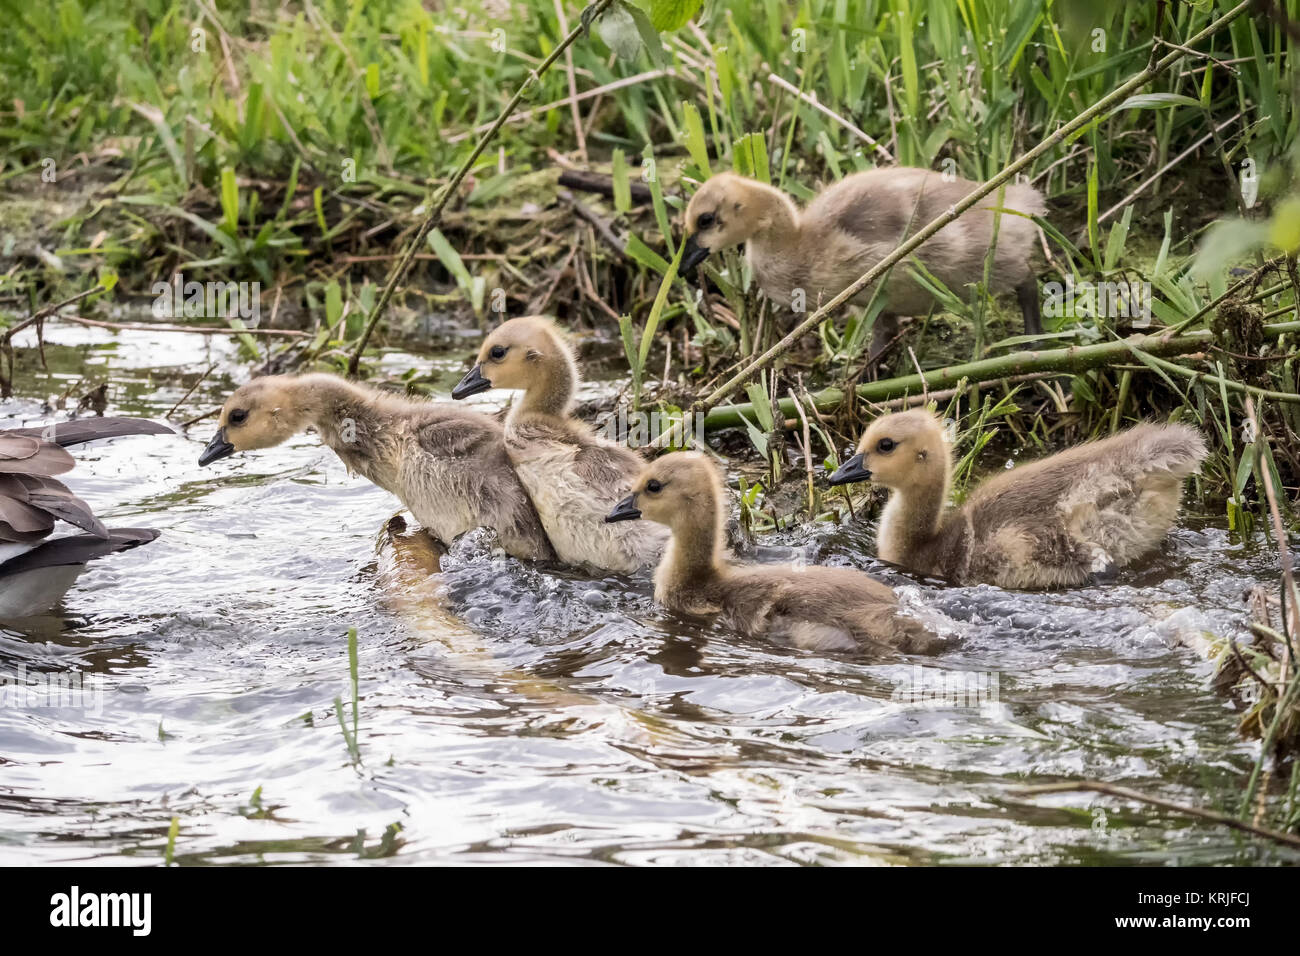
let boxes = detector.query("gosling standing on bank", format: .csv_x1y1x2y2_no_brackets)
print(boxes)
827,411,1207,589
681,169,1046,355
606,452,938,653
452,316,667,573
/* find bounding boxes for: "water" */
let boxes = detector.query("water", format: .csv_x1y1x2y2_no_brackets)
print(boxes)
1,324,1295,866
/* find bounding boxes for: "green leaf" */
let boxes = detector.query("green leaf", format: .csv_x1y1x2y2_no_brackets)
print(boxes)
220,168,239,233
325,280,343,328
732,132,769,183
611,149,631,214
624,3,665,68
642,0,702,32
1114,93,1201,111
1101,205,1132,273
313,187,328,239
625,234,670,273
638,242,684,371
681,102,710,174
1192,220,1273,279
643,143,675,257
428,229,473,290
1086,159,1100,270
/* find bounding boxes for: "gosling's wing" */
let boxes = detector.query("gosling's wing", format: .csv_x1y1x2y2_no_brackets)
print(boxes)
967,423,1207,519
571,437,643,499
816,169,962,244
414,413,499,459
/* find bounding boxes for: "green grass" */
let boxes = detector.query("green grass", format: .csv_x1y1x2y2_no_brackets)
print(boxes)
0,0,1296,507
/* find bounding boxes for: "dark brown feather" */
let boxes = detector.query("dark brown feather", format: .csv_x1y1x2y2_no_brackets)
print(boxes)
3,417,173,447
0,528,158,575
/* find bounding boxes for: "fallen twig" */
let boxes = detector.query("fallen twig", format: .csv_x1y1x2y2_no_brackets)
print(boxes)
1013,780,1300,849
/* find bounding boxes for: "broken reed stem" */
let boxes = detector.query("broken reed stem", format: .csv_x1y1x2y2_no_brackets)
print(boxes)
1014,781,1300,850
346,0,614,377
653,0,1255,449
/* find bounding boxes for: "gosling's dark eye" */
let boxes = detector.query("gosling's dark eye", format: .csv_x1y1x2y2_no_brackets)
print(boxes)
876,437,896,453
645,479,663,494
696,212,716,231
489,345,507,361
228,408,249,426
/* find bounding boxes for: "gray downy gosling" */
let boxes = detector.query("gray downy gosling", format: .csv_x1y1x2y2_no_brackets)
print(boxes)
605,451,939,653
681,168,1047,358
827,410,1208,589
452,315,668,574
198,373,555,561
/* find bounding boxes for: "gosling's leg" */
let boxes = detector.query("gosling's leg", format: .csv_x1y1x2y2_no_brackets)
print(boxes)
867,311,900,367
1016,279,1042,338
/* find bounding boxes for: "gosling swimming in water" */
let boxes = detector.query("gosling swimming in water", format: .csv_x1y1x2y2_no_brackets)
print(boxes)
827,410,1207,589
198,373,555,561
606,451,938,653
681,169,1046,356
452,316,667,573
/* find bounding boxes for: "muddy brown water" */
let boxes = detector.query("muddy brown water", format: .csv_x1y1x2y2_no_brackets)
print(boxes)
0,323,1295,865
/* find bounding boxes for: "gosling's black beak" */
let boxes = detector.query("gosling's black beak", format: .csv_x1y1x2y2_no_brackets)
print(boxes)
198,427,235,466
680,234,711,275
605,494,642,523
451,364,492,400
827,453,871,486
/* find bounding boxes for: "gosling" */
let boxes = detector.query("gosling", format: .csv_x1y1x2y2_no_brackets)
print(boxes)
827,410,1208,589
1,417,169,616
681,169,1046,354
605,451,938,653
451,316,667,573
198,373,555,561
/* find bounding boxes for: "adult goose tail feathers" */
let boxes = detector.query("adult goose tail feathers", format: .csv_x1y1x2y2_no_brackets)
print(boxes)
4,417,174,447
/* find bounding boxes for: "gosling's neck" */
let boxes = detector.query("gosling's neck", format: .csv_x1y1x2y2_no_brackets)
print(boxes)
657,499,727,594
877,462,950,565
285,375,403,480
510,352,577,423
287,374,371,440
739,182,802,254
